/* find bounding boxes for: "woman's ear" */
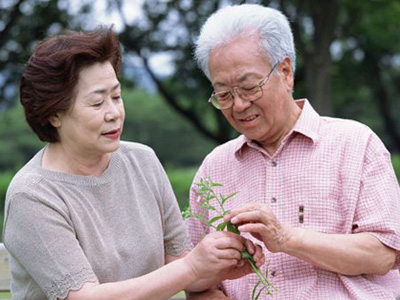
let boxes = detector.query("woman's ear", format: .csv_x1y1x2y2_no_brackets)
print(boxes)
48,114,61,128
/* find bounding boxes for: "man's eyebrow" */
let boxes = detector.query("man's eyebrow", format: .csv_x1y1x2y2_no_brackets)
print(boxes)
213,73,260,88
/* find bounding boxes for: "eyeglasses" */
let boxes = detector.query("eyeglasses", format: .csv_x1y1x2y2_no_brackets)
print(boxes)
208,62,279,110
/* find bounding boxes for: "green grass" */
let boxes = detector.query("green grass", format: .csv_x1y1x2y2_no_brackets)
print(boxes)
392,154,400,180
0,292,10,299
166,167,198,211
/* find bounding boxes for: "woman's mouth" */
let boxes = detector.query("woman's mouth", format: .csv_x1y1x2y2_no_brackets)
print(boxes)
102,128,121,140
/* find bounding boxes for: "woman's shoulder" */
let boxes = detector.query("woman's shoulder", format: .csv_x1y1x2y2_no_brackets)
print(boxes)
118,141,156,156
6,150,45,197
116,141,161,170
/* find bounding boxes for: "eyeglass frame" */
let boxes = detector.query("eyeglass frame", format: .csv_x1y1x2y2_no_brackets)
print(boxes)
208,62,279,110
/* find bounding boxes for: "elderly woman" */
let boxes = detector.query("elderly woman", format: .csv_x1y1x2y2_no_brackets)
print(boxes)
3,28,263,300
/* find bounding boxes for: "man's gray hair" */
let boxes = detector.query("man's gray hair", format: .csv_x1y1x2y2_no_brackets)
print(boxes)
195,4,296,80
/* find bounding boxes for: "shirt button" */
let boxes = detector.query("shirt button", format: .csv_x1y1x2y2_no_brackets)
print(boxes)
271,270,277,277
271,197,277,203
271,161,277,167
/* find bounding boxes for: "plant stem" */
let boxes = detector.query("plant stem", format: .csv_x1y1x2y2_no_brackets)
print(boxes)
210,188,226,215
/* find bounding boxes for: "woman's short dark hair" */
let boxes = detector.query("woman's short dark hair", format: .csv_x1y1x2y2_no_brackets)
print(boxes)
20,27,122,143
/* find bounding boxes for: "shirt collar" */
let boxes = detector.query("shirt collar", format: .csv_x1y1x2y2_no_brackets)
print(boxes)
291,99,320,144
234,99,320,158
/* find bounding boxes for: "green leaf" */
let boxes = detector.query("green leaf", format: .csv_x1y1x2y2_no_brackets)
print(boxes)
241,250,253,260
207,215,224,226
252,280,262,300
221,191,238,205
227,222,240,234
254,286,265,300
216,221,228,231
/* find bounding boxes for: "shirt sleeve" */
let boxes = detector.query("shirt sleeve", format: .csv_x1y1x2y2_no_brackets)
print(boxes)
352,131,400,269
3,192,97,300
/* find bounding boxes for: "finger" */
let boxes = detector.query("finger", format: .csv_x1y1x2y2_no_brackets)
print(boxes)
214,248,243,261
230,210,269,226
253,245,265,267
244,239,255,255
237,223,267,234
212,232,247,249
224,203,262,220
212,258,241,271
212,236,245,253
211,230,246,242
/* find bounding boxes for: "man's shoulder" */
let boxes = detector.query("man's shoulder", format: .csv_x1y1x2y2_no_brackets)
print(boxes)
320,116,374,140
317,116,387,156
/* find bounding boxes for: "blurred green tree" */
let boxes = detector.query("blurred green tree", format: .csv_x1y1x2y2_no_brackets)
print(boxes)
1,0,399,150
0,89,216,171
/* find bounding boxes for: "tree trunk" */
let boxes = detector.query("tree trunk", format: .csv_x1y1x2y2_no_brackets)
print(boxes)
363,50,400,151
284,0,339,116
305,53,332,115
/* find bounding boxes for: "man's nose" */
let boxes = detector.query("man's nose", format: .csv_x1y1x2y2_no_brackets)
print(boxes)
231,88,251,112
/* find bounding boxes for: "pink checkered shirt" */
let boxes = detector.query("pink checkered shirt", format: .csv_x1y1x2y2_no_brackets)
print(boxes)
187,99,400,300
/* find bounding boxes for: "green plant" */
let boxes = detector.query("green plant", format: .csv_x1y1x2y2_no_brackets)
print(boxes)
183,178,277,299
392,154,400,181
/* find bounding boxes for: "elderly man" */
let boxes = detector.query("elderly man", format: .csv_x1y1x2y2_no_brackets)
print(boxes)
186,4,400,300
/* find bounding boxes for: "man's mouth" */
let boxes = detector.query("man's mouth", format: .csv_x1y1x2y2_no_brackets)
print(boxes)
240,115,258,122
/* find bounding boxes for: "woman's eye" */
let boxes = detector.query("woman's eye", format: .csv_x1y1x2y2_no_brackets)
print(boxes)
92,101,103,107
112,95,121,101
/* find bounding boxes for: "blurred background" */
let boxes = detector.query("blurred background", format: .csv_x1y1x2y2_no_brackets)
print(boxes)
1,0,399,241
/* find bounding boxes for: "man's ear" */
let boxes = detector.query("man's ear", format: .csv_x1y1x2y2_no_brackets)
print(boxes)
279,56,294,92
48,114,61,128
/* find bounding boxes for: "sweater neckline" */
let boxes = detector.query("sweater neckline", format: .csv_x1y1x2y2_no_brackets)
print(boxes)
32,146,122,186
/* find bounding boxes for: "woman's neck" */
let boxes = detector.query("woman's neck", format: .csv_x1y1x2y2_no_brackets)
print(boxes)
42,143,111,176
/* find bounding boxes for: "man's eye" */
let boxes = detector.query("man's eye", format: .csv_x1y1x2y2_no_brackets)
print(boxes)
216,92,230,100
112,95,121,101
241,86,258,92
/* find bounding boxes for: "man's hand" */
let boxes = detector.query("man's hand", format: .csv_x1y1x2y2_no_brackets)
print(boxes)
225,204,396,276
225,203,290,253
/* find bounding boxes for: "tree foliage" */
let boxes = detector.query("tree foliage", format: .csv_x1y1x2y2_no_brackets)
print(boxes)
0,88,216,172
0,0,399,150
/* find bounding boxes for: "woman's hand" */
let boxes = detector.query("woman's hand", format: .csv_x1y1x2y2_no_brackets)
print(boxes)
183,231,244,280
217,238,264,281
183,231,264,281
